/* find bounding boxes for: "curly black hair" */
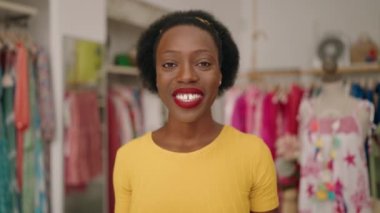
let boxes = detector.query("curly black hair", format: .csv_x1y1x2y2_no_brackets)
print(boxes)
136,10,239,95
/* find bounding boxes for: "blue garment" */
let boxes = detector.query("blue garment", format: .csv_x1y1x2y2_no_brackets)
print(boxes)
22,52,48,213
0,64,14,213
374,83,380,125
1,45,21,213
351,83,365,99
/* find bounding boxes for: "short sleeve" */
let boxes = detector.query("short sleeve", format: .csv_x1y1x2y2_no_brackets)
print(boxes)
113,149,132,213
250,143,279,212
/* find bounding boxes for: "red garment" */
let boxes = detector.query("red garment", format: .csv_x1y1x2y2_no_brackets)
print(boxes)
277,85,304,189
65,90,102,189
14,43,30,190
231,95,247,133
261,92,279,158
107,95,121,213
284,85,304,134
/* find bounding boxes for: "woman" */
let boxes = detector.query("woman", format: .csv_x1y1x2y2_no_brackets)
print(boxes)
113,10,278,213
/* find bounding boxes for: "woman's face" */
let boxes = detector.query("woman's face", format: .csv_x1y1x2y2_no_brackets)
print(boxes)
155,25,221,123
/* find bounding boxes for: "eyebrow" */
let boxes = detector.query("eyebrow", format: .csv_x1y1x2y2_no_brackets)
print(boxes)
161,49,214,54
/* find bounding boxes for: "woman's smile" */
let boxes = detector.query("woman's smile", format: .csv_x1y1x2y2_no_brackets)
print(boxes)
172,87,204,109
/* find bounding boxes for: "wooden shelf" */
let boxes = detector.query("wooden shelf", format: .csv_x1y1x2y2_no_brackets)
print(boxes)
107,0,167,29
247,63,380,80
106,65,139,76
0,0,37,17
305,63,380,75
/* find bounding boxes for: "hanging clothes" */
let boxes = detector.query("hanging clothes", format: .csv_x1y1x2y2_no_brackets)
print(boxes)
64,90,102,189
0,50,12,213
110,85,144,142
224,87,242,126
261,91,280,158
1,41,54,213
284,85,304,134
0,45,19,213
374,83,380,125
23,49,47,213
35,47,54,212
22,52,37,213
276,85,304,189
350,82,380,200
107,95,121,213
298,99,373,213
230,86,266,143
231,93,248,133
107,85,145,213
230,84,305,159
66,40,102,85
14,43,30,192
36,48,56,142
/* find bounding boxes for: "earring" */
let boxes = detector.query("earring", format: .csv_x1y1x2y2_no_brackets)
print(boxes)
219,80,222,86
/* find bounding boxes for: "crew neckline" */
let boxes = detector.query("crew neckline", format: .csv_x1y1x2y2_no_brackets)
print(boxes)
148,125,229,157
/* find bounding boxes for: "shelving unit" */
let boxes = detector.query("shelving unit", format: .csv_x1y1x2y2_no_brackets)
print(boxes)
247,63,380,80
106,65,139,76
107,0,167,29
0,0,38,17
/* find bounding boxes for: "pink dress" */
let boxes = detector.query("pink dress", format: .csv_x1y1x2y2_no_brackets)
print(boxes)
298,99,373,213
231,86,265,136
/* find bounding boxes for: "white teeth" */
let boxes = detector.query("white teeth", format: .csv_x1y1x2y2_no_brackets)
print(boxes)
175,93,202,102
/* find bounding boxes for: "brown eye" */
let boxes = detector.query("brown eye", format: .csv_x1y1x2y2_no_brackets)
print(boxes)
197,61,211,69
162,62,177,70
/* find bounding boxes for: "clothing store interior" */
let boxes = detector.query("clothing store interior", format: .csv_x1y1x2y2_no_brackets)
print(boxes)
1,0,380,213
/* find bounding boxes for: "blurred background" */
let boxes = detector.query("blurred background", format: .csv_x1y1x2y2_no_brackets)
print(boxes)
0,0,379,212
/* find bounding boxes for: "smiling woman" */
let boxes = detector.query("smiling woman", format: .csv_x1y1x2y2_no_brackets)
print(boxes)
113,10,279,213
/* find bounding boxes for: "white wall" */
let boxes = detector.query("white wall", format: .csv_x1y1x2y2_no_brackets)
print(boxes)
255,0,380,70
142,0,380,71
60,0,106,43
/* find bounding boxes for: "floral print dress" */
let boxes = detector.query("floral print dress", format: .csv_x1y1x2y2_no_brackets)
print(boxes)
298,99,373,213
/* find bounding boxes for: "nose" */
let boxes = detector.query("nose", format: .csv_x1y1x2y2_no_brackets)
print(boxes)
176,63,199,83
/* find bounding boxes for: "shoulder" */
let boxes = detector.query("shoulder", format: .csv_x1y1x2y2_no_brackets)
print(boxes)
116,133,151,160
223,125,272,158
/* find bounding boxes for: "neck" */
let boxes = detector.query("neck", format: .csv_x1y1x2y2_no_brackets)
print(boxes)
165,111,219,139
320,80,346,98
152,110,223,153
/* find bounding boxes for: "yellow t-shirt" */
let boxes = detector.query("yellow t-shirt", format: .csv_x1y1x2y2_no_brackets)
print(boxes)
113,125,278,213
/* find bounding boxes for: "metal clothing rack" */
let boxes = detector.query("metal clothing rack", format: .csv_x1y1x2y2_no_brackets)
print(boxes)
0,1,37,28
243,63,380,81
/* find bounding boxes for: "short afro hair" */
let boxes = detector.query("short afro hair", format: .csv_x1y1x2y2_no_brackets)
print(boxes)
136,10,239,95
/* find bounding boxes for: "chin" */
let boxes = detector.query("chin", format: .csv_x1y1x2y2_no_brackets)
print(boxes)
172,113,203,123
169,109,209,124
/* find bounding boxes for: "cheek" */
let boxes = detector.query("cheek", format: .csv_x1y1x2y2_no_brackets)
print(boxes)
155,70,164,89
155,72,170,99
210,71,222,89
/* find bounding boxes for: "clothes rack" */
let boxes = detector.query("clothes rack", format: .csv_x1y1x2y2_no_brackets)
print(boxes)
0,5,54,212
244,63,380,81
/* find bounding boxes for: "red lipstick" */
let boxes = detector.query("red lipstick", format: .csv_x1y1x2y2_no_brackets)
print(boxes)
172,88,204,109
